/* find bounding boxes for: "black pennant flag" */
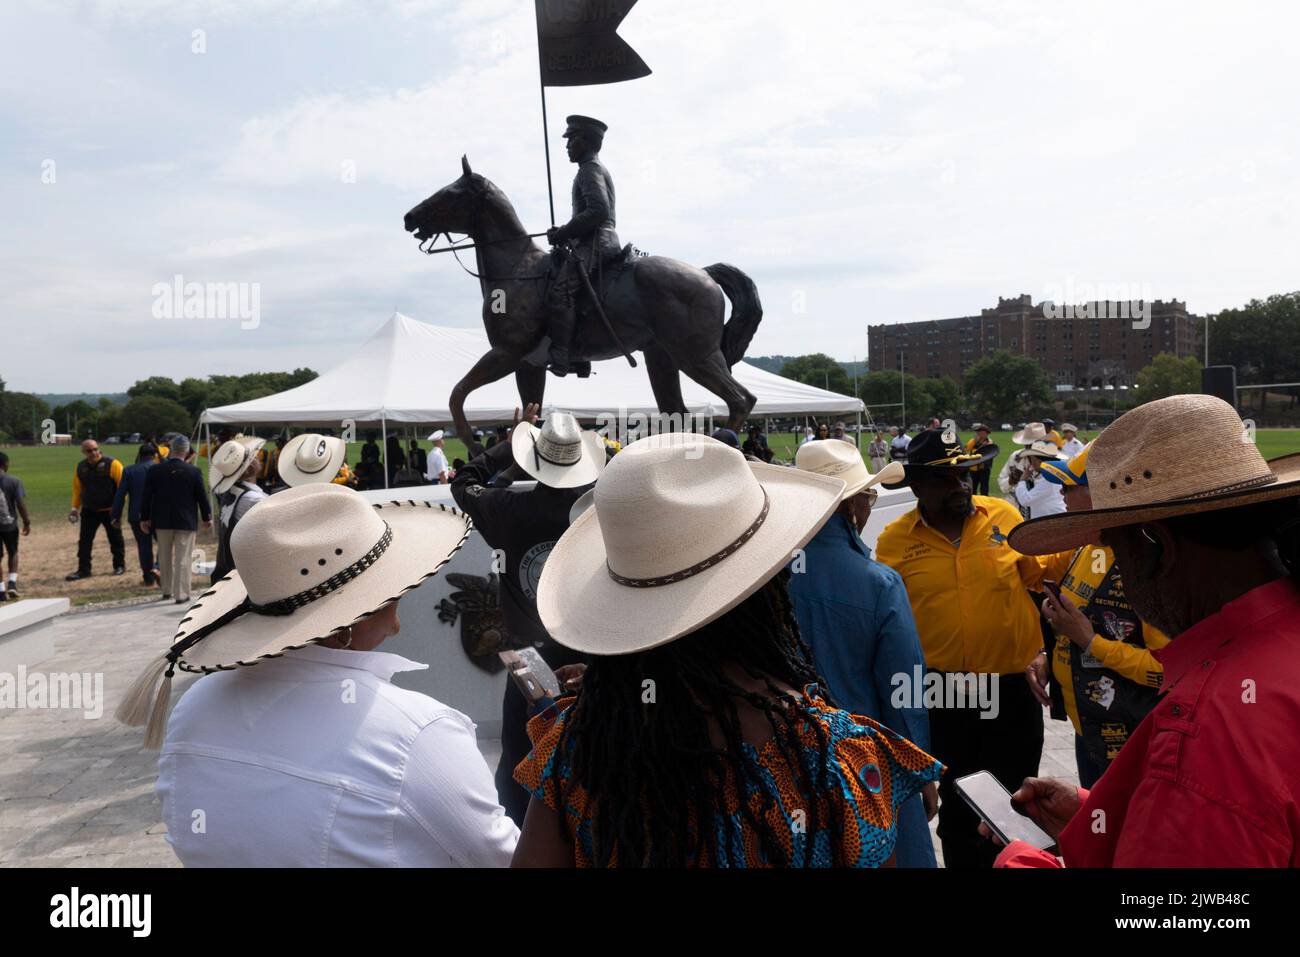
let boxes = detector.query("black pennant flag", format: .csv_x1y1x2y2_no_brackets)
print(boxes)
535,0,651,87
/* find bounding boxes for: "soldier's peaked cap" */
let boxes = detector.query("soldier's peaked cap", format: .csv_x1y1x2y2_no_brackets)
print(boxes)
564,115,608,137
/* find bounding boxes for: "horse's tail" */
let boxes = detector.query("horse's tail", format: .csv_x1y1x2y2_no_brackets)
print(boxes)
704,263,763,367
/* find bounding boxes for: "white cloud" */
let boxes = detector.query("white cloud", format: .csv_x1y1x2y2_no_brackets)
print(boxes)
2,0,1298,393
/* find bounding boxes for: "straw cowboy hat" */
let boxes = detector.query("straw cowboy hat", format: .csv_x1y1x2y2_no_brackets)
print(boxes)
116,483,471,747
1010,395,1300,555
278,433,348,487
209,437,265,495
795,439,904,499
536,432,845,655
1021,439,1065,461
511,412,605,489
1012,422,1051,445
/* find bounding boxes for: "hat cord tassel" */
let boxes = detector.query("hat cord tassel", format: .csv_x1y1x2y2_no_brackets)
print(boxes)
114,652,171,745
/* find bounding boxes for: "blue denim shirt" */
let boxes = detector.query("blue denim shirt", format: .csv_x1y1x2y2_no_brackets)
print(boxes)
787,512,936,867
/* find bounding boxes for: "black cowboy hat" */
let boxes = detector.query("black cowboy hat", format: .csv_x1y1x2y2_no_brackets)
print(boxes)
881,428,999,489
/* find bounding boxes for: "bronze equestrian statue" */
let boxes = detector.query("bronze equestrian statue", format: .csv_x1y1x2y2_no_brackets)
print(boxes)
403,116,762,440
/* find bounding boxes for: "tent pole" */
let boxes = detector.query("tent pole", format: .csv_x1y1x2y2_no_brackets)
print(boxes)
856,408,862,453
382,416,389,489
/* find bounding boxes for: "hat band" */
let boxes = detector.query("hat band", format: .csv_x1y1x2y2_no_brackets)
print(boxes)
166,522,393,664
606,489,770,589
919,450,983,466
533,432,582,470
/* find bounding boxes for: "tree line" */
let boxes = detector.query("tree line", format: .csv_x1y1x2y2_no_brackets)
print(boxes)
0,370,317,443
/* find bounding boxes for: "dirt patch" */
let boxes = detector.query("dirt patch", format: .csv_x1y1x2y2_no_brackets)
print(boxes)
4,519,218,607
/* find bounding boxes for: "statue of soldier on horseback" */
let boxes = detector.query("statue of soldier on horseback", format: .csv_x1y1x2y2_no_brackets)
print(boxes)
403,114,763,440
537,114,620,377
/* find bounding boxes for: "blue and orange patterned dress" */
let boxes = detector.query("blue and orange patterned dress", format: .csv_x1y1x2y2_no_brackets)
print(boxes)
514,685,944,867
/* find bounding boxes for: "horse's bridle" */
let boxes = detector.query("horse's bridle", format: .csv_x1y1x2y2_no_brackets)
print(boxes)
413,179,550,282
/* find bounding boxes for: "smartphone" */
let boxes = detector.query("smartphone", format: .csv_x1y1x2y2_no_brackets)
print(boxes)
498,647,561,701
954,771,1057,852
1042,579,1064,606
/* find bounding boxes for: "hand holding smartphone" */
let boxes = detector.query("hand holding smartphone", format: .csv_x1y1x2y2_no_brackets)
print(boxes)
955,771,1058,852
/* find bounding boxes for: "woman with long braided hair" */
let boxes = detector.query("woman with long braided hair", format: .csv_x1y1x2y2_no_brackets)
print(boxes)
511,433,942,867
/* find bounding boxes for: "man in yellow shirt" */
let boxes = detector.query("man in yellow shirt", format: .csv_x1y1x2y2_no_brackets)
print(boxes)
67,439,126,580
876,427,1049,868
1023,445,1169,787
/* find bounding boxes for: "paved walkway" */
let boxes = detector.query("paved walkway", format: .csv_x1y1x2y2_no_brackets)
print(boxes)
1,601,1075,867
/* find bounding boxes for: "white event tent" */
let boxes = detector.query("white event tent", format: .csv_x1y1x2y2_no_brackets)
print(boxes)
201,312,862,434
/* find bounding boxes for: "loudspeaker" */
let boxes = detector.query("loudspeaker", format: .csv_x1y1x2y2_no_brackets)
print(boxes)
1201,365,1237,405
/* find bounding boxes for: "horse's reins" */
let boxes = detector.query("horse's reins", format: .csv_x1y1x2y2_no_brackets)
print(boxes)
419,231,552,283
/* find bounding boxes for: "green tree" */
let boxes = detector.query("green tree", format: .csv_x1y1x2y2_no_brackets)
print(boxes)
963,350,1052,421
0,391,51,441
118,396,192,438
95,397,121,437
778,354,854,396
127,376,182,403
918,376,960,418
52,399,95,436
1135,353,1202,401
1209,292,1300,413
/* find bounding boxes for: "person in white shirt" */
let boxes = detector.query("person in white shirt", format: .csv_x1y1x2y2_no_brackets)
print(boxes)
1059,423,1086,460
118,481,517,867
1012,440,1067,519
425,430,451,484
889,426,911,461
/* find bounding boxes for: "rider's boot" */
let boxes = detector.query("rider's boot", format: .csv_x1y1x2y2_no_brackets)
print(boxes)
546,298,578,377
522,336,552,369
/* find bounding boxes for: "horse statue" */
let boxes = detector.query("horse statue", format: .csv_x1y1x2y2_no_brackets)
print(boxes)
403,156,763,440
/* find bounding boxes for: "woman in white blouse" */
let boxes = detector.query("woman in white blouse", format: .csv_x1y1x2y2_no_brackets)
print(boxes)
118,482,518,867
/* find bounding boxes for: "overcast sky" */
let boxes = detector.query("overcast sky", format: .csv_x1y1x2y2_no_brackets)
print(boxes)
3,0,1297,393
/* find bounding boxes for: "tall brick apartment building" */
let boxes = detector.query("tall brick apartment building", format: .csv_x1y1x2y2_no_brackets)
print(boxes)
867,294,1201,388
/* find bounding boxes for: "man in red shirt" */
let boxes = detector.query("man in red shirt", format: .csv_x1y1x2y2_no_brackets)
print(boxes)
1001,394,1300,867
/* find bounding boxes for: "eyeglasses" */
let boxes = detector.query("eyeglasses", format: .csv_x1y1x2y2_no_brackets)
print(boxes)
864,488,879,505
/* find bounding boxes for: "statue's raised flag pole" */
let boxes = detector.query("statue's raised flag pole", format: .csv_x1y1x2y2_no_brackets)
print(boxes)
534,0,651,224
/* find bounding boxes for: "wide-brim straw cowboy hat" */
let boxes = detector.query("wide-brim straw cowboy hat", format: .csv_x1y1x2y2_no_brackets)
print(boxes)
116,483,471,747
1013,422,1050,445
537,432,845,656
1010,395,1300,555
795,439,904,500
209,437,266,495
278,433,348,487
1021,439,1065,461
511,412,605,489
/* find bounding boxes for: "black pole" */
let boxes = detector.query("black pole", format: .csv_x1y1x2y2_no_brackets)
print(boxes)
537,61,556,226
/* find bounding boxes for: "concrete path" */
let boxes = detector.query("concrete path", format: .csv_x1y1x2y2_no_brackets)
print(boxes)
1,600,1075,867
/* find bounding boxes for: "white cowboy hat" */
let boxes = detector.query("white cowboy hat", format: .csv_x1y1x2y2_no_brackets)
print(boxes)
278,433,348,487
427,430,445,441
568,488,595,525
511,412,605,489
116,483,471,747
1021,439,1065,461
209,437,265,495
1010,395,1300,555
795,439,904,500
536,432,845,656
1012,422,1050,445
